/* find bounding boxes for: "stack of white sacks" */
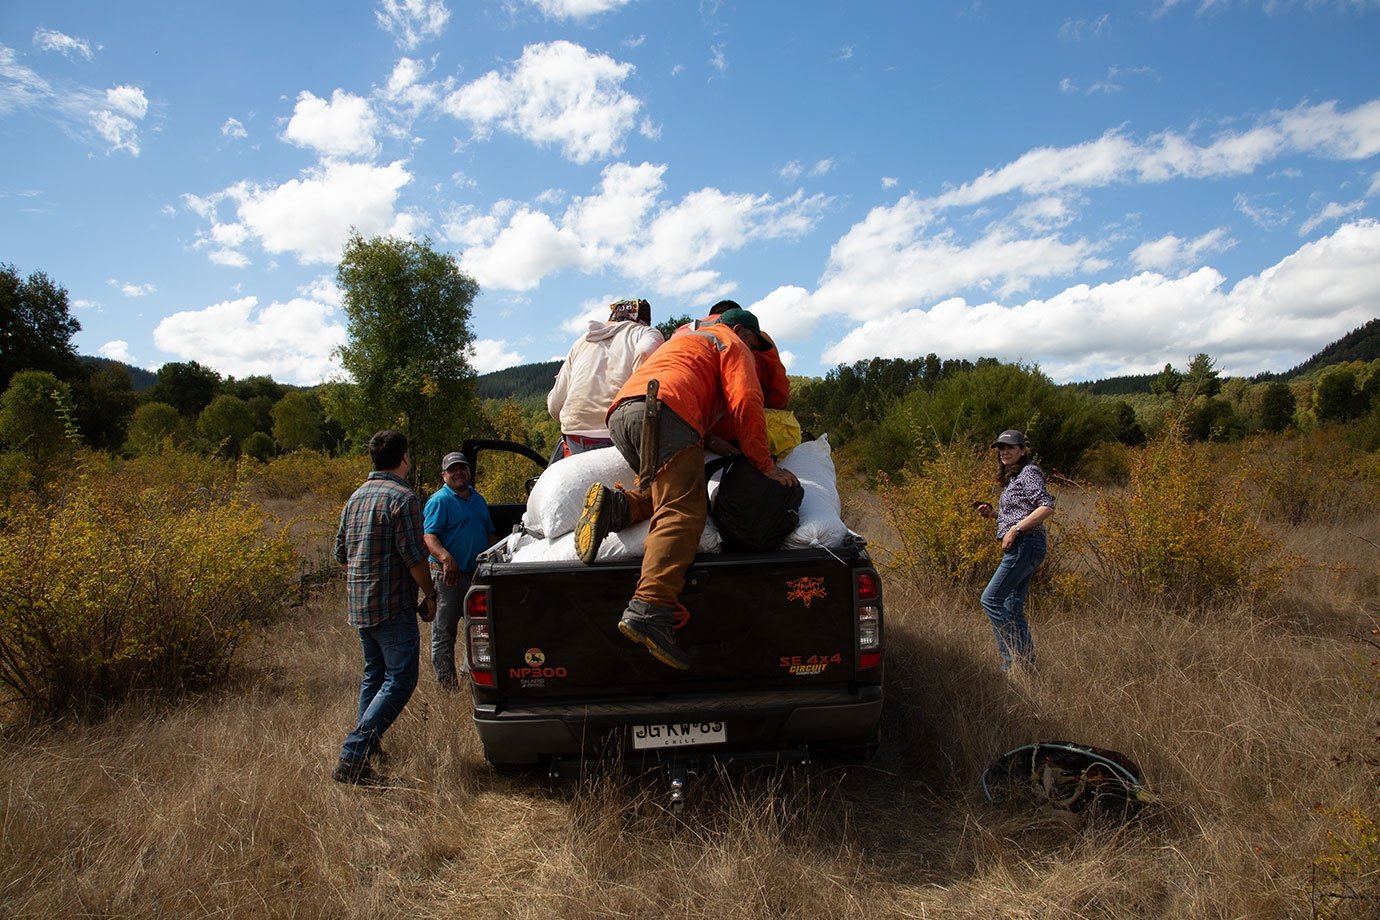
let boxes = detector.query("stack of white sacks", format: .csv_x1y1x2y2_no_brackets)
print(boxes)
506,435,852,562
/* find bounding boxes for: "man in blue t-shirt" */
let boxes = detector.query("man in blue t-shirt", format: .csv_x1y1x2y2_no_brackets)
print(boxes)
423,451,496,688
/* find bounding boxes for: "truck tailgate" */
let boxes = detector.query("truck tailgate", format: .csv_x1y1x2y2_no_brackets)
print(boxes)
484,548,868,700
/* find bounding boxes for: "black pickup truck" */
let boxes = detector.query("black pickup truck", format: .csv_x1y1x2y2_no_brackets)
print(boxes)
458,439,885,798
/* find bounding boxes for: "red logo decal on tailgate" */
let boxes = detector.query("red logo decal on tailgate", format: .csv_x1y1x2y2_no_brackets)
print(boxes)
786,576,827,608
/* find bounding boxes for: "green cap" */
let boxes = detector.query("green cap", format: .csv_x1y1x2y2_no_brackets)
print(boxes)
715,306,764,348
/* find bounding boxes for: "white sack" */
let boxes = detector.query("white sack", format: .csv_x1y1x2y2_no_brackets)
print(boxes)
510,516,721,563
523,447,637,538
777,436,850,549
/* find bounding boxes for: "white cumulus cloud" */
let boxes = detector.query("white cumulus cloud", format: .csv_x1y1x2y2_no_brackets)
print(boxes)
469,338,527,373
98,340,135,363
444,40,641,164
451,160,829,300
283,89,379,160
1131,227,1234,272
189,161,419,265
153,295,347,385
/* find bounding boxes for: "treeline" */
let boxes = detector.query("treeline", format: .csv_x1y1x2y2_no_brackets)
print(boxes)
779,342,1380,479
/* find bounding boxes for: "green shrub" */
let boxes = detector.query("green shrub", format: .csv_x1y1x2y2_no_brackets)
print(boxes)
0,468,296,719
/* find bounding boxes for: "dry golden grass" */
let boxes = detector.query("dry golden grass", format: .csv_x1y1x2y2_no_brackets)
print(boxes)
1,488,1376,919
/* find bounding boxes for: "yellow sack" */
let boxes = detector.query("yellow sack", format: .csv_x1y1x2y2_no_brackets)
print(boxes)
765,409,803,459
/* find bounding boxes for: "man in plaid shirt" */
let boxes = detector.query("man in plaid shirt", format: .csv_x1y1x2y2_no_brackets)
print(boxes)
332,429,438,786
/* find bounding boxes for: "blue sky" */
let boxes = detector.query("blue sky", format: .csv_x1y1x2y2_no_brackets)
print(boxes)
2,1,1378,387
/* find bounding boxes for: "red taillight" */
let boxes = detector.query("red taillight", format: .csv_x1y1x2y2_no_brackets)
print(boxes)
859,651,881,670
856,572,879,601
471,670,495,687
466,588,489,619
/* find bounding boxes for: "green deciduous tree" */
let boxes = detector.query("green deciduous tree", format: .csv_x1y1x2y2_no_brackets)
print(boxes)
327,233,482,485
271,390,323,451
0,370,79,487
241,430,276,461
148,361,222,418
1315,364,1367,423
1259,381,1297,433
655,313,693,341
125,401,188,454
71,361,137,451
0,264,81,390
197,395,256,457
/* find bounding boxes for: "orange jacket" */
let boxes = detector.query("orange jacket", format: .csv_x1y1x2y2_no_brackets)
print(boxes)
671,320,790,409
754,330,790,410
610,319,775,473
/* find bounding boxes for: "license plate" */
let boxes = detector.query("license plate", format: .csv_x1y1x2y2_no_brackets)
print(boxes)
631,720,726,750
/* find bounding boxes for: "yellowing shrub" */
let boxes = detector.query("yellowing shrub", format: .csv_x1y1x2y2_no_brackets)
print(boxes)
244,448,371,503
875,440,1000,585
1090,423,1293,604
0,470,296,719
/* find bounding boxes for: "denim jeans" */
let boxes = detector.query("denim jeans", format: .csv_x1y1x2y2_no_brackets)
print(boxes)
430,567,473,685
339,611,419,764
979,529,1047,670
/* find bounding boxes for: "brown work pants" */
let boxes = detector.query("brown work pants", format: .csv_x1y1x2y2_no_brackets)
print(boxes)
608,399,706,611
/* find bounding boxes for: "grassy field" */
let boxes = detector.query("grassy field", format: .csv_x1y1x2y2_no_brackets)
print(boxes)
1,485,1377,919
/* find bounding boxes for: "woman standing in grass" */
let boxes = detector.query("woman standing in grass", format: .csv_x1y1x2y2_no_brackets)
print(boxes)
974,429,1056,671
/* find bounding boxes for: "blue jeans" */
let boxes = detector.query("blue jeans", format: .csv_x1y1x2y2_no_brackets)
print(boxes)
340,611,419,764
430,567,473,684
979,529,1047,670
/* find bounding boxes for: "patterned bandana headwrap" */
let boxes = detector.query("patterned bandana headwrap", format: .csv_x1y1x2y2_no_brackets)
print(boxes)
609,299,651,325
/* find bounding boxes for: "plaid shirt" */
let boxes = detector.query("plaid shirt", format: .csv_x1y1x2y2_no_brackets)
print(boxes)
996,462,1056,540
335,471,429,628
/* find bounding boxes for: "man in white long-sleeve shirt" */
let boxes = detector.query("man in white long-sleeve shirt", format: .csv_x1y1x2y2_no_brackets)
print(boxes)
546,298,664,462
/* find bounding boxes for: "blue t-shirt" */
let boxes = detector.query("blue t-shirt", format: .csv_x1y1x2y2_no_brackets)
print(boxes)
423,485,495,573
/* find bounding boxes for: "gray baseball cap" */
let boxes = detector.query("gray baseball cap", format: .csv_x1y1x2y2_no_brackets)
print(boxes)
441,451,469,470
991,429,1027,448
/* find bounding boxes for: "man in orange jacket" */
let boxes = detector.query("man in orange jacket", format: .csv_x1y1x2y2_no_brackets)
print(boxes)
574,306,800,669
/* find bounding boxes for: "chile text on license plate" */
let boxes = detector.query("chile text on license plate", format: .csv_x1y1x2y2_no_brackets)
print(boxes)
631,720,726,750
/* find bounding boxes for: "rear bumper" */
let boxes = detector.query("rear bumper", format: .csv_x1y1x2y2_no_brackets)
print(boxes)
473,685,883,765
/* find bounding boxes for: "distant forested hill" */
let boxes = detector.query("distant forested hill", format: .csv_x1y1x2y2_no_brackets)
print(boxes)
475,360,561,403
1281,318,1380,377
79,355,157,389
1072,373,1157,396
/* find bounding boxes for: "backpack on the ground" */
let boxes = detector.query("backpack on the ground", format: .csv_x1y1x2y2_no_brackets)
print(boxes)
704,455,804,552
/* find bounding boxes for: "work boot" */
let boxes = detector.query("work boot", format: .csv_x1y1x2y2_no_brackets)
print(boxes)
331,758,381,786
618,601,691,670
574,482,628,564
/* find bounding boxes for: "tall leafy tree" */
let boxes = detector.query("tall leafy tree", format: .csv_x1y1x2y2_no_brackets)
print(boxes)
197,394,256,457
328,233,481,485
0,370,79,486
148,361,222,418
1314,364,1367,422
126,402,187,454
271,390,323,451
1258,381,1297,432
71,361,138,451
0,264,81,390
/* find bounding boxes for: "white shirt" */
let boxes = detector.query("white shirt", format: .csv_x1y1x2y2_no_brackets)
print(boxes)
547,319,664,437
